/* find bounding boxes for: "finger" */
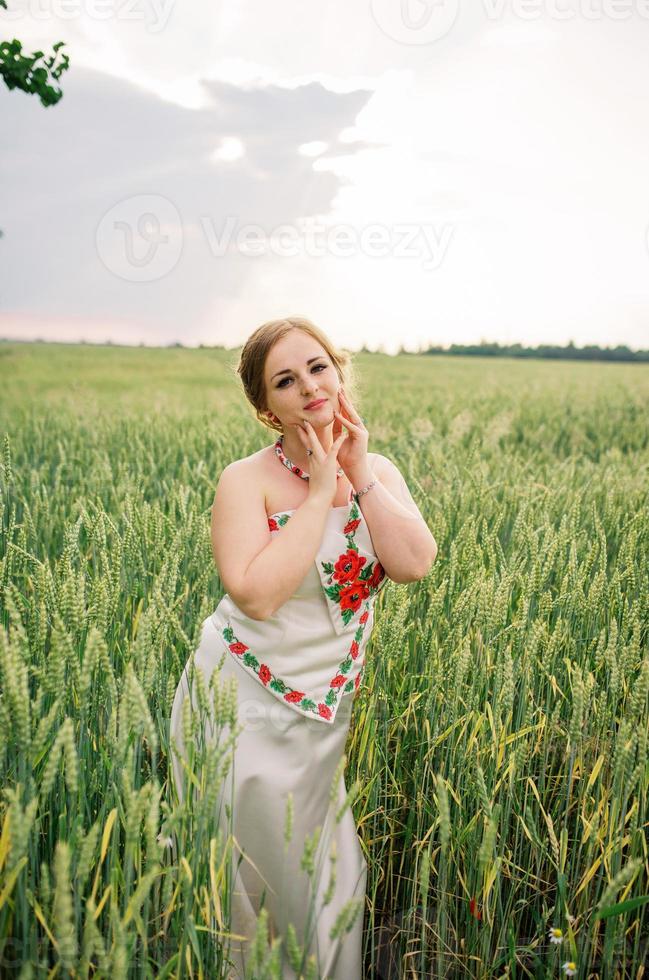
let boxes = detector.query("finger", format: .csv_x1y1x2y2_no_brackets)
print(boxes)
339,391,362,422
303,419,323,455
333,437,348,458
334,410,359,429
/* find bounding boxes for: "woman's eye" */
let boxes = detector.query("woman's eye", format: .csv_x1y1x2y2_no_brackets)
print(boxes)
277,364,326,388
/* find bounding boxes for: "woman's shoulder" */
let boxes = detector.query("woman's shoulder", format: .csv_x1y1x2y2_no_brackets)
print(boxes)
230,444,382,471
226,445,274,477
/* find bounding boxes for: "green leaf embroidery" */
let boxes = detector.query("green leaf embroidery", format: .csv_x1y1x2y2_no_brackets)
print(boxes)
358,563,376,581
341,608,355,627
226,494,377,720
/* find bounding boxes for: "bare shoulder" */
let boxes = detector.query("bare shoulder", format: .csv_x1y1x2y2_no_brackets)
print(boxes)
211,450,268,511
218,446,269,482
210,454,272,620
218,446,383,498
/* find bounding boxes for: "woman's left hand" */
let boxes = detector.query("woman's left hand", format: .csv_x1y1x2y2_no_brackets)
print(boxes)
332,389,370,478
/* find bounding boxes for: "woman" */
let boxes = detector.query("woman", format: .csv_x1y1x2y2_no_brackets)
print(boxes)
169,316,437,978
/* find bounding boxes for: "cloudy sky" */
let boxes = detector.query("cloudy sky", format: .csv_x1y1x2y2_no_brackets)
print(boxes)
1,0,649,354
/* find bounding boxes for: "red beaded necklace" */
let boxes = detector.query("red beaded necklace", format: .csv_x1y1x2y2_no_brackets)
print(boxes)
274,434,345,480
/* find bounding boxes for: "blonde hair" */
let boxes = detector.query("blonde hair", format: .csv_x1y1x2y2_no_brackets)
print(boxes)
235,316,360,435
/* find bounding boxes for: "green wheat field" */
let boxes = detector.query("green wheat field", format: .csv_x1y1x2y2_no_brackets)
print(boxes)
1,340,648,979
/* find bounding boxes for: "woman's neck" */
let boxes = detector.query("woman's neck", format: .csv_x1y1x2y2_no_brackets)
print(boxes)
278,426,334,473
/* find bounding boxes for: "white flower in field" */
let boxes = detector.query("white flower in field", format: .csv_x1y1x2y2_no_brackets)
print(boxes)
562,961,577,976
157,832,173,848
548,926,563,944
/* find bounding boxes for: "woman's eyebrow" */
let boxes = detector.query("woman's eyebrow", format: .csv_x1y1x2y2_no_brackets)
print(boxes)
271,356,324,381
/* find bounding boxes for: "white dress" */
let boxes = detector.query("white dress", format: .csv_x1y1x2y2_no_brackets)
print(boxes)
169,485,387,979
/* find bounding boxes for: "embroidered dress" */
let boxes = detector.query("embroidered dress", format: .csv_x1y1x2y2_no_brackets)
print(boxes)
169,445,387,978
212,485,386,725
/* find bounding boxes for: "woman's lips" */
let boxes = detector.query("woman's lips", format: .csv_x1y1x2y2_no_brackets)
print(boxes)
304,398,327,410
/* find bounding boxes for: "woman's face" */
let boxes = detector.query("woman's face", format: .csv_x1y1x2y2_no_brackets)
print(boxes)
263,330,340,430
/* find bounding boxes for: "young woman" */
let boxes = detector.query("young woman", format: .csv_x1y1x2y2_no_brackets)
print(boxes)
169,316,437,978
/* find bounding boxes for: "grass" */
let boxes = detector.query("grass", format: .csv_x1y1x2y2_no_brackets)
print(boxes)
0,340,648,977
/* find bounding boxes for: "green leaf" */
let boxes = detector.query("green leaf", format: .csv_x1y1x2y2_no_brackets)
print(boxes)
595,895,649,920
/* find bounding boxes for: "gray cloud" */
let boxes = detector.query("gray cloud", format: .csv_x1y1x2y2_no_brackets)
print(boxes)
0,66,375,336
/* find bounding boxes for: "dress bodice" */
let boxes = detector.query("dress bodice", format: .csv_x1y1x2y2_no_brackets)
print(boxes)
209,490,387,725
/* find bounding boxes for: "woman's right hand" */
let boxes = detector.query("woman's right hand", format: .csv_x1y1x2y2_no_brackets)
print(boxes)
293,421,348,506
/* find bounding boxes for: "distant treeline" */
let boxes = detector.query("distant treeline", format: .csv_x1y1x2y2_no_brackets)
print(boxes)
393,341,649,362
4,339,646,362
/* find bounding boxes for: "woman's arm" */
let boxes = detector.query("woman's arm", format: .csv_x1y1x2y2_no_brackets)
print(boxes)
211,461,332,621
349,454,437,584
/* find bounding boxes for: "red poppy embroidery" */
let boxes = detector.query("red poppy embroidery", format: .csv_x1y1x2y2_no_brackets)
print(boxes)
342,517,361,535
229,641,248,656
339,580,370,613
223,494,384,721
317,498,386,629
221,609,372,721
333,549,366,584
284,690,306,703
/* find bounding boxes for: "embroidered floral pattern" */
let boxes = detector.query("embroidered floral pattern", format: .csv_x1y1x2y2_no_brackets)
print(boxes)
221,606,371,720
219,491,386,722
319,498,386,627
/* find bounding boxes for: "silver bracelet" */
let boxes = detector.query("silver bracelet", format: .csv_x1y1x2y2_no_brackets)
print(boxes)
354,479,377,500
